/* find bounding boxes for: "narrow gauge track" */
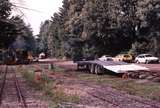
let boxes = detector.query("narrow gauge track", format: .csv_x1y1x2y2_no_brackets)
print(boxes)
0,65,7,104
88,87,160,108
0,66,27,108
32,64,160,108
14,67,27,108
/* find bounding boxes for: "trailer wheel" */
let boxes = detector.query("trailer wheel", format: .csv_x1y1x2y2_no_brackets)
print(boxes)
90,64,95,74
95,65,102,75
95,65,98,74
86,64,89,70
99,66,104,74
77,64,81,70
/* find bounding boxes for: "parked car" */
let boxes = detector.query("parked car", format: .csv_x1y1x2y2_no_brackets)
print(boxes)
39,52,46,59
33,57,39,62
98,55,113,61
135,54,159,64
115,54,133,63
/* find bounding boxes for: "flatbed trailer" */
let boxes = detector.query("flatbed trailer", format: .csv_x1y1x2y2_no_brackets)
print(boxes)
76,60,149,76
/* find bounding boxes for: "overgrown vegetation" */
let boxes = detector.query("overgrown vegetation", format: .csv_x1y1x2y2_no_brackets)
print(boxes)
17,66,79,108
21,64,160,101
77,72,160,101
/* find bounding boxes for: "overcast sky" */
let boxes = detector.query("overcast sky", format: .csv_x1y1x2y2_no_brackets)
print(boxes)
11,0,63,35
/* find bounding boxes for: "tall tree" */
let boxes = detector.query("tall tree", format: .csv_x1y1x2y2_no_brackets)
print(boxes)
39,0,160,58
38,20,51,54
0,0,11,19
0,0,14,48
10,16,35,51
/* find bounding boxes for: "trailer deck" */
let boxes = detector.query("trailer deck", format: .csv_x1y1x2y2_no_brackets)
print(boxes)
76,60,149,74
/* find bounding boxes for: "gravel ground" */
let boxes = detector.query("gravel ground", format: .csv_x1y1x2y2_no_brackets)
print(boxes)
36,59,160,108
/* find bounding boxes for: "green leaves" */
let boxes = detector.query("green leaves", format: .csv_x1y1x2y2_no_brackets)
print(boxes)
0,1,35,51
0,0,11,19
39,0,160,58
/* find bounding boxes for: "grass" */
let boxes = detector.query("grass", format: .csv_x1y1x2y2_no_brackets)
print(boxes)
37,65,160,102
17,67,79,108
76,72,160,101
47,64,65,72
17,64,160,105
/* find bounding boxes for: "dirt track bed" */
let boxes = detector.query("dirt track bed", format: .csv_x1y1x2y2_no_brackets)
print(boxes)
29,60,160,108
0,65,48,108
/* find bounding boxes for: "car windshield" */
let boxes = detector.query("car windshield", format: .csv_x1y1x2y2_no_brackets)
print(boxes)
107,58,113,61
145,54,153,57
103,55,110,57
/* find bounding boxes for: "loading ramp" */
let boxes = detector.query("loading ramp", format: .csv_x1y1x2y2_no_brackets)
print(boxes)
76,60,149,74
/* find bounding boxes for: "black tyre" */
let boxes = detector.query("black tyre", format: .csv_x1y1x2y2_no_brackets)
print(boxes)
136,60,139,64
145,60,149,64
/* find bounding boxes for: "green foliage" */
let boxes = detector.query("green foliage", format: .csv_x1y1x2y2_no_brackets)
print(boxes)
0,1,35,51
39,0,160,58
130,0,160,56
0,0,13,48
130,42,150,56
18,66,79,108
0,0,11,19
10,16,35,51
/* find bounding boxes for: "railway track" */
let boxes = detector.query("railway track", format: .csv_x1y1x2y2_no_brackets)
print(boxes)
88,87,160,108
0,65,7,104
0,66,27,108
31,63,160,108
14,67,27,108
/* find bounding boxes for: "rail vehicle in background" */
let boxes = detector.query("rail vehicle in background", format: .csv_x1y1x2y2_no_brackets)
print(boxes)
0,48,33,65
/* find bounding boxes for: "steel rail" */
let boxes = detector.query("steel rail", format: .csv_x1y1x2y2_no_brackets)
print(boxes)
0,66,8,104
87,87,160,108
14,68,27,108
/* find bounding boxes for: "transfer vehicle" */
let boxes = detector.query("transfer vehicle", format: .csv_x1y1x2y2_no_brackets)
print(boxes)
98,55,113,61
135,54,159,64
115,54,133,63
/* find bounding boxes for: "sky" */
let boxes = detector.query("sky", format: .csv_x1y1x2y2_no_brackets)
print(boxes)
11,0,63,35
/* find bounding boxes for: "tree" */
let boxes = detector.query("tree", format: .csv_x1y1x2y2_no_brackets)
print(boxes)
38,20,51,55
146,1,160,56
0,0,13,48
39,0,160,59
0,0,11,19
10,16,35,52
130,0,160,56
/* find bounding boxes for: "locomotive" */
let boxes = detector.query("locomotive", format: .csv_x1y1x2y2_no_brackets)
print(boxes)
0,48,33,65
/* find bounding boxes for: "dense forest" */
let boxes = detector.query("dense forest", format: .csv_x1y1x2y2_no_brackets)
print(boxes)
0,0,35,52
38,0,160,59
